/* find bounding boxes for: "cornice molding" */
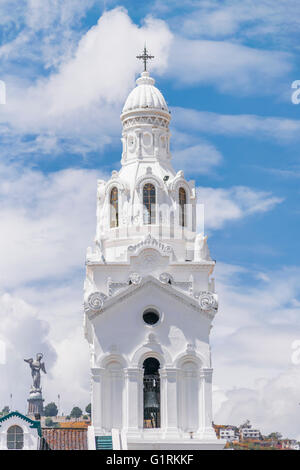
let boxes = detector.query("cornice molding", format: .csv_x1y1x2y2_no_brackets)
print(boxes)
86,275,215,322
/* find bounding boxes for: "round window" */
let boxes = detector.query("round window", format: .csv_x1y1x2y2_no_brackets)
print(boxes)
143,310,160,325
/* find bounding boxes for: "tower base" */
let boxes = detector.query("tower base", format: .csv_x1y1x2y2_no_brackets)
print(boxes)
27,391,44,416
126,429,225,450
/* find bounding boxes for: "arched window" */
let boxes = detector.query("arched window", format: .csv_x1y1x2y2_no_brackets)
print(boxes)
179,187,187,227
110,187,119,228
143,183,156,224
7,425,24,450
143,357,160,428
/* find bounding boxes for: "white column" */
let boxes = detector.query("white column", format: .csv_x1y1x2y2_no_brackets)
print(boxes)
121,133,127,162
152,128,160,157
23,431,29,450
0,432,4,450
124,367,143,435
185,369,198,432
160,368,179,435
91,367,105,432
160,368,167,431
198,368,216,438
135,128,142,160
110,369,123,429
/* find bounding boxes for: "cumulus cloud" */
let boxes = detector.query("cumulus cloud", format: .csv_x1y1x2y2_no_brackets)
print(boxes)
45,325,90,415
0,164,102,288
197,186,283,230
210,263,300,437
0,281,90,414
0,159,292,424
0,8,172,157
0,5,294,162
0,162,282,290
214,367,300,439
0,3,296,433
0,292,57,414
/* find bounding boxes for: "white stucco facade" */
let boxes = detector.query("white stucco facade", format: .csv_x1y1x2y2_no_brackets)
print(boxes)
84,69,224,450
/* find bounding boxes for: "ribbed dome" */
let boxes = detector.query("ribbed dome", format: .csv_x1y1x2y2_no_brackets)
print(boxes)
122,71,169,114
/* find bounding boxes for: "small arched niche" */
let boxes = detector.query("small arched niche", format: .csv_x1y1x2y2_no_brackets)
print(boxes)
110,186,119,228
143,183,156,224
179,187,187,227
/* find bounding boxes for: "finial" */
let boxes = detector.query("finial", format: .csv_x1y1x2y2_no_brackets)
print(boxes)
136,44,154,72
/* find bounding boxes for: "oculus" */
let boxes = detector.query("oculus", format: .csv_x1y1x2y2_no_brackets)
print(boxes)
143,309,160,325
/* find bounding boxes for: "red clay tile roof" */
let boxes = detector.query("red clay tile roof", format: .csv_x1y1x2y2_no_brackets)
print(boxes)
41,427,88,450
58,421,89,428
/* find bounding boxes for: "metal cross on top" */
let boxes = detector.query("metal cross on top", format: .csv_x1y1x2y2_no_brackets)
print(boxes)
136,46,154,72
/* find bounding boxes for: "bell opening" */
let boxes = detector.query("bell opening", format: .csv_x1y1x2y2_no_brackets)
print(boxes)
143,357,160,429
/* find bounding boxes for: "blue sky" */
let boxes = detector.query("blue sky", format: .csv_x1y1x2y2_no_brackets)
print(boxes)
0,0,300,438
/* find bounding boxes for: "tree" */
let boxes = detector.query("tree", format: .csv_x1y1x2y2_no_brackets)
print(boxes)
44,402,58,417
1,406,10,415
45,418,59,428
70,407,82,419
268,432,282,440
85,403,91,416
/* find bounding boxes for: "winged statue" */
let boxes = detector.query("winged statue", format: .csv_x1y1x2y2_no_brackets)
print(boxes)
24,353,46,392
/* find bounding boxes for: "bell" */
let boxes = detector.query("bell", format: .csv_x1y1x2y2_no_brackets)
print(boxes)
144,390,159,410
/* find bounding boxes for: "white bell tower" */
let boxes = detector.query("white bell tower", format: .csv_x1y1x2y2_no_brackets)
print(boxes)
84,50,224,450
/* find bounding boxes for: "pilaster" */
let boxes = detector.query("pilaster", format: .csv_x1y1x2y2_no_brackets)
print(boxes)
91,367,105,432
197,368,216,438
160,368,179,436
124,367,143,435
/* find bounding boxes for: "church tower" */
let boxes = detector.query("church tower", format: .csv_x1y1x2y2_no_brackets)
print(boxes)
84,50,224,450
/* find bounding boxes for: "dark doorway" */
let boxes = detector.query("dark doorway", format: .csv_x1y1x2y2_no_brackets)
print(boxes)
143,357,160,428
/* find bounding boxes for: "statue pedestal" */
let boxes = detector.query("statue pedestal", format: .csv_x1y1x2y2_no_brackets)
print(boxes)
27,390,44,416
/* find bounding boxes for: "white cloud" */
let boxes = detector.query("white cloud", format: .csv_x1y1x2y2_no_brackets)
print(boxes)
0,163,282,291
210,264,300,438
179,0,300,45
172,141,223,175
0,292,57,414
0,6,294,161
0,164,102,288
45,325,90,416
0,4,296,432
168,37,291,94
0,159,292,428
0,8,173,157
197,186,283,230
0,281,90,415
214,367,300,439
0,0,96,67
173,107,300,142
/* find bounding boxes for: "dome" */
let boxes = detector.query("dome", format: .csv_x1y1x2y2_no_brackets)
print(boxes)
122,71,169,114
